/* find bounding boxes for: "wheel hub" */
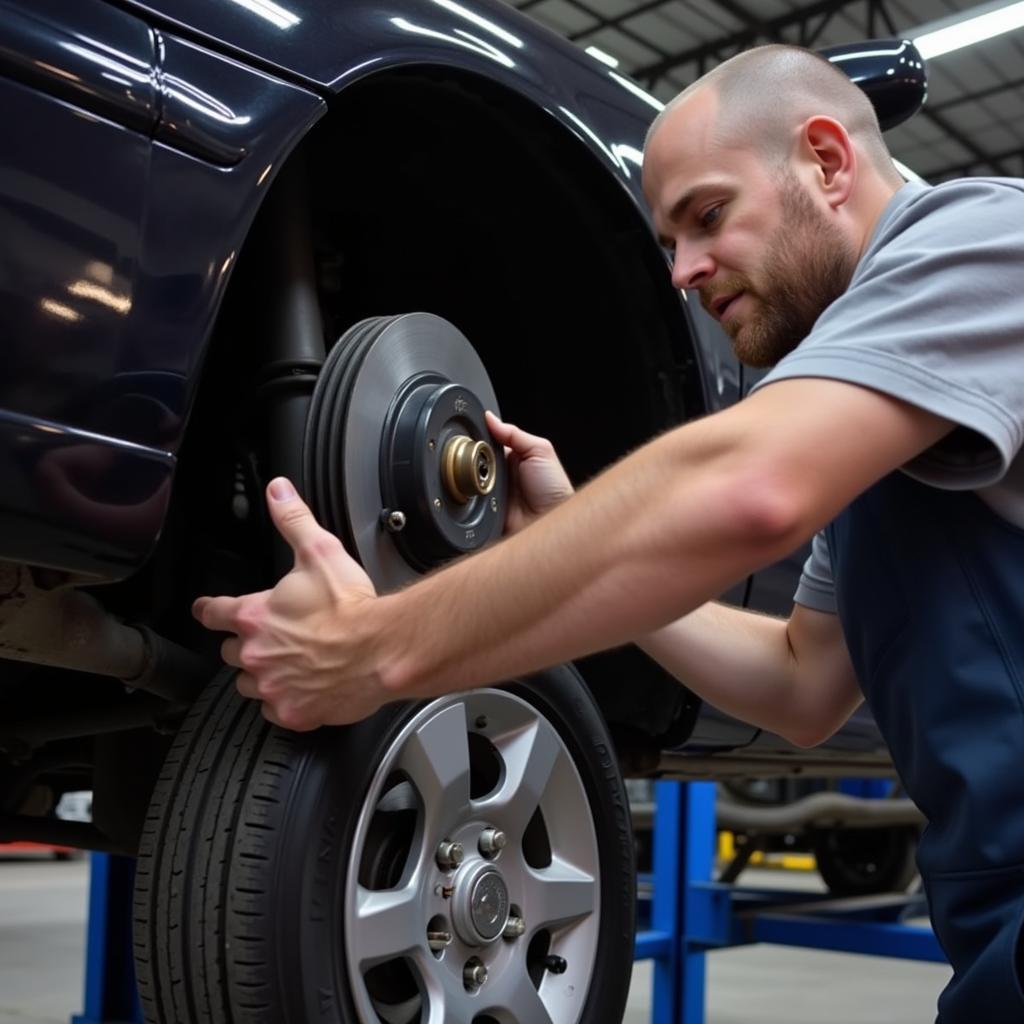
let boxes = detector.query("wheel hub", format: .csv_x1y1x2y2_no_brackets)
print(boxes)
452,860,511,946
379,372,502,571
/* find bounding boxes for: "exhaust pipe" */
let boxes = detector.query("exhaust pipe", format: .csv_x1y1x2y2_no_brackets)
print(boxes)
0,562,211,704
716,791,924,833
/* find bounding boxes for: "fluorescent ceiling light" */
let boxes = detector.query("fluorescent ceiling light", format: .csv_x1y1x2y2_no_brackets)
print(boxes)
585,45,619,68
913,0,1024,59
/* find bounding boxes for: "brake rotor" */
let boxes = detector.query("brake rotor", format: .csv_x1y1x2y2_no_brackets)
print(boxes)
303,313,507,592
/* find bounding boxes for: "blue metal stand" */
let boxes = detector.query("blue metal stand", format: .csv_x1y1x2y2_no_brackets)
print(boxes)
634,781,946,1024
72,853,143,1024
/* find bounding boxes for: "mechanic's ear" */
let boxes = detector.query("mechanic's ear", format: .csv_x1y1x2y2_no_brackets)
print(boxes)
801,115,855,208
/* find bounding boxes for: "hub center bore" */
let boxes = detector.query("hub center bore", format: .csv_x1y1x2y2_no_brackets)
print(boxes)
443,436,496,503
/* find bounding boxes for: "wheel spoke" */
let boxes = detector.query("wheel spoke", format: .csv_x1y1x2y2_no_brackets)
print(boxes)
526,857,597,931
352,882,422,966
418,960,475,1024
484,961,555,1024
477,719,561,834
397,701,472,835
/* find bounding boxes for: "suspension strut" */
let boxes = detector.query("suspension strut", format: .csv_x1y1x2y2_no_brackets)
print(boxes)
251,156,325,574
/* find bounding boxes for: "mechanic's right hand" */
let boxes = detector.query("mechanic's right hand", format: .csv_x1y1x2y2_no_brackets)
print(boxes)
485,410,574,535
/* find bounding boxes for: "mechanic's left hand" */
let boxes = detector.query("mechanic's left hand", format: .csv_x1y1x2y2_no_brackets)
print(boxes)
192,477,384,731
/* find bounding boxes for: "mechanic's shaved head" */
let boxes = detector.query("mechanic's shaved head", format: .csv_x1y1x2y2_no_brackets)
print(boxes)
647,44,902,186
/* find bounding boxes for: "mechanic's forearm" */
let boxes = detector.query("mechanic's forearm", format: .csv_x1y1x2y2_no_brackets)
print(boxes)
637,603,803,738
372,416,801,699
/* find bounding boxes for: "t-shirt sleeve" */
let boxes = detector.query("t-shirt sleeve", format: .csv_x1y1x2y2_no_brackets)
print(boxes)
793,530,837,613
754,179,1024,490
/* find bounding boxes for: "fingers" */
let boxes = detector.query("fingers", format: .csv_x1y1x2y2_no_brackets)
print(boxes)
264,478,345,567
193,594,245,632
234,670,259,700
484,411,553,458
221,636,241,668
233,671,319,733
484,409,511,441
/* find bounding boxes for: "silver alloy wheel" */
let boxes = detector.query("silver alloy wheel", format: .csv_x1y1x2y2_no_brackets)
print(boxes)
345,690,601,1024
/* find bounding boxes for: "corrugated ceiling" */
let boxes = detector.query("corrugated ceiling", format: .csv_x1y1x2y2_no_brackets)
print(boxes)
506,0,1024,180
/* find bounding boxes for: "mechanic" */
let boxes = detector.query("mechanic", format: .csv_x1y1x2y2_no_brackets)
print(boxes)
195,44,1024,1021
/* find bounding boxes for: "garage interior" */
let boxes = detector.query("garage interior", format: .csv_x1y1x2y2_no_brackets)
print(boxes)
509,0,1024,183
2,0,1023,1022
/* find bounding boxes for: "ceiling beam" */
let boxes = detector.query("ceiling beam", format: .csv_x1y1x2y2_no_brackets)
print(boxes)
921,143,1024,180
919,105,1011,176
530,0,673,59
629,0,867,83
927,74,1024,114
569,0,842,45
567,0,684,42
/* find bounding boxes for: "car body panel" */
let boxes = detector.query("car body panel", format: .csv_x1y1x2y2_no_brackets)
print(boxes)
0,0,928,770
0,0,325,573
0,0,158,133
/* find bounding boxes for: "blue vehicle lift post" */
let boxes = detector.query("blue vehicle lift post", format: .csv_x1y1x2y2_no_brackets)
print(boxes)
73,853,142,1024
634,780,946,1024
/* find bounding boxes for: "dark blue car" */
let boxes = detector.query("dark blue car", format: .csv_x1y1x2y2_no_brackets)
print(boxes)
0,3,926,1020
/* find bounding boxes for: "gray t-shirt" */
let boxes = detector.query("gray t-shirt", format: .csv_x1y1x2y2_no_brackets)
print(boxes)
751,177,1024,613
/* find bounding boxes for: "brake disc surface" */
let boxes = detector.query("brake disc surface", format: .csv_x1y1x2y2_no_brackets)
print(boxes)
304,313,507,592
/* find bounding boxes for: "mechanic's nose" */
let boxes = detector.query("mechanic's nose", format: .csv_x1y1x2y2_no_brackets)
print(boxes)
672,248,714,290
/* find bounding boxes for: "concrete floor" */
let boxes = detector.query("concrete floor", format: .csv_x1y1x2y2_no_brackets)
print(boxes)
0,857,950,1023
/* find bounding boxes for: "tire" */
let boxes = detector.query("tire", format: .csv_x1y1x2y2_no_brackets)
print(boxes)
132,665,635,1024
812,825,919,896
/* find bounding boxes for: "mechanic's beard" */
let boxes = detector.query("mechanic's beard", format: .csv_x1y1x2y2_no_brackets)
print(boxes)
727,180,857,369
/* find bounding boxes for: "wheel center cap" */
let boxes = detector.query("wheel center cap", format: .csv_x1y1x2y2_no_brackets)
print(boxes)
452,863,510,945
472,871,509,936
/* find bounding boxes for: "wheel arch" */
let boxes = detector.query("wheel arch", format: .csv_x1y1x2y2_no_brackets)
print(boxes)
173,63,706,753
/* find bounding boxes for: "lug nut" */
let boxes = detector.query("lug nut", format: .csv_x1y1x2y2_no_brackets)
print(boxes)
503,915,526,939
436,841,465,871
464,960,488,988
427,929,452,952
478,828,507,857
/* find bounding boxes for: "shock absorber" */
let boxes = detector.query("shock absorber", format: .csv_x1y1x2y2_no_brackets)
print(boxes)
251,156,325,574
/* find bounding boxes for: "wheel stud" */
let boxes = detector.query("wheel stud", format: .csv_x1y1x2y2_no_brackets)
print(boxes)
478,828,507,857
436,840,465,870
503,915,525,939
463,958,488,989
427,929,452,952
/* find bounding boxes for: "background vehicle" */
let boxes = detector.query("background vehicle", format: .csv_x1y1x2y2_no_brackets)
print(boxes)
0,1,926,1020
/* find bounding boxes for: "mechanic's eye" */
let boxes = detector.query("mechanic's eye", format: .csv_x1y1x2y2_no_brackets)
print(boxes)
700,205,723,229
